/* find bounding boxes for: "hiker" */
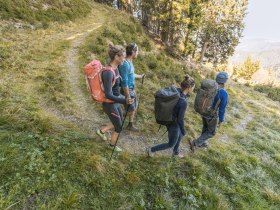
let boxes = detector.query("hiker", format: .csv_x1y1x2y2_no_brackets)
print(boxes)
147,75,196,158
119,43,145,131
96,43,134,152
189,72,229,151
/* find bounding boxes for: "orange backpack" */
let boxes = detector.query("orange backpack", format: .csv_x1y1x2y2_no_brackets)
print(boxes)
84,60,116,103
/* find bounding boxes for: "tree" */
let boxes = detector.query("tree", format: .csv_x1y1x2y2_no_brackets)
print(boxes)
198,0,248,64
96,0,248,65
95,0,115,6
140,0,193,47
234,56,260,80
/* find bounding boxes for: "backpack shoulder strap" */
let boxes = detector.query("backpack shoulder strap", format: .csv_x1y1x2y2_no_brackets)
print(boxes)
102,66,116,86
176,88,186,101
214,88,221,111
179,96,186,101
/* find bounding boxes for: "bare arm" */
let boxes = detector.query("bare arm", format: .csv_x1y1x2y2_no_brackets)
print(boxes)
135,74,145,79
122,87,131,99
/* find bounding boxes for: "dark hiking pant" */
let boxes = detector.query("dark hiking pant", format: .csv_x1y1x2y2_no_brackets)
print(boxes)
103,103,124,133
194,116,218,147
151,124,182,155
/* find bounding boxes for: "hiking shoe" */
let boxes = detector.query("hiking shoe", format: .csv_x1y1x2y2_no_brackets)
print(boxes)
172,153,184,158
126,124,139,132
110,145,122,152
189,140,196,152
198,142,209,148
146,147,154,157
96,129,107,141
114,146,122,152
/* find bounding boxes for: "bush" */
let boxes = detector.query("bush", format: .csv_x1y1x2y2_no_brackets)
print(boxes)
141,38,152,51
233,56,260,80
254,85,280,102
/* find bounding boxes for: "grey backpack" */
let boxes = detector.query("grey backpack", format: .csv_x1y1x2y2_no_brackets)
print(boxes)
194,80,219,116
154,86,180,126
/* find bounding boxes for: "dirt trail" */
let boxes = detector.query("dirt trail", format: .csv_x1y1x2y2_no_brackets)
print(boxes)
39,17,215,156
41,24,106,133
234,113,253,132
65,24,106,130
64,24,153,155
64,27,192,156
219,111,253,143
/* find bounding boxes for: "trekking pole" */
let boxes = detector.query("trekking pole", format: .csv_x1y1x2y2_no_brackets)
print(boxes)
161,129,168,137
155,128,168,143
110,104,131,160
135,75,145,125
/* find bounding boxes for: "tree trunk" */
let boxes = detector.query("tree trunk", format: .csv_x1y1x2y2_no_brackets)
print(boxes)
127,0,133,14
192,31,199,58
168,0,174,46
141,0,149,27
200,41,208,63
161,31,169,44
184,30,189,46
183,28,190,55
157,21,161,35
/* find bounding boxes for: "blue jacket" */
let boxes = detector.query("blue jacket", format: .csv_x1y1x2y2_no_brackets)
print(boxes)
212,88,228,122
173,89,187,136
119,60,135,89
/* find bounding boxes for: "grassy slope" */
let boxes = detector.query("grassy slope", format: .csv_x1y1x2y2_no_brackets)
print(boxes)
0,2,280,209
0,0,91,27
254,85,280,102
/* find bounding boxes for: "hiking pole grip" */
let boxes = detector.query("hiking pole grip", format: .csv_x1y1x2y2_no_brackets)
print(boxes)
110,104,131,160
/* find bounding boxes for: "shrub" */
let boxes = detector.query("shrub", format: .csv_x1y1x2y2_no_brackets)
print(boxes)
233,56,260,80
254,85,280,102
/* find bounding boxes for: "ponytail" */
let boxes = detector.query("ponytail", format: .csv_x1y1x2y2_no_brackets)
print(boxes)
180,74,195,90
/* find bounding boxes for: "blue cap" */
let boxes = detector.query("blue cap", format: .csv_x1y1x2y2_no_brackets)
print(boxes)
216,72,229,84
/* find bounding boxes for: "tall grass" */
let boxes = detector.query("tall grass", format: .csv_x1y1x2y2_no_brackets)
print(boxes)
0,0,91,27
254,85,280,102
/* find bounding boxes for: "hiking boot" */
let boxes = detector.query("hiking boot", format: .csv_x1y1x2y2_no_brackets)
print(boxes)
114,146,122,152
198,142,209,148
126,123,139,132
110,144,122,152
146,147,154,157
172,153,184,158
96,129,107,141
189,140,196,152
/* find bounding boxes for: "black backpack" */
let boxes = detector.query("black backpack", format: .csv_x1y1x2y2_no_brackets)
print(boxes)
154,86,181,126
194,79,219,116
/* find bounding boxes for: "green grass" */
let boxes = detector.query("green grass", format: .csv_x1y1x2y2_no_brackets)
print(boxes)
0,0,91,27
0,1,280,209
254,84,280,102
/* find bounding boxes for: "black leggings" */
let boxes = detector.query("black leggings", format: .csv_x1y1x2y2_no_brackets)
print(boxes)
103,103,124,133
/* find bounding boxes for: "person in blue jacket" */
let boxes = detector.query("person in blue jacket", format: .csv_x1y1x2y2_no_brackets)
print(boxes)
147,75,196,158
190,72,229,151
118,43,145,131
